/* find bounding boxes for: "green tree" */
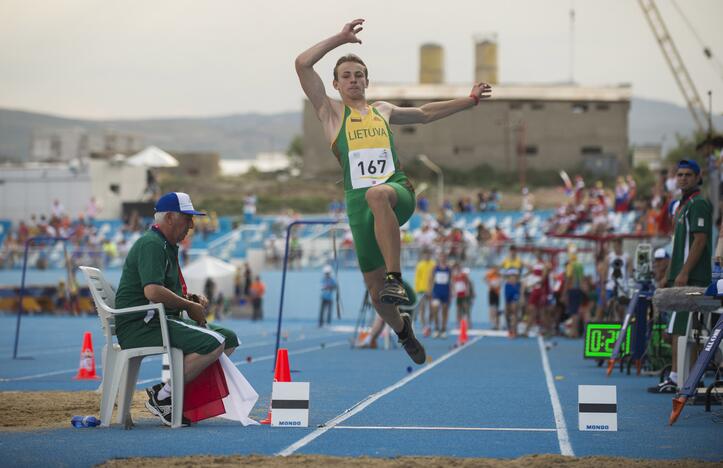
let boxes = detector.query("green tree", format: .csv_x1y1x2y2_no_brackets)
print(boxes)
631,164,655,199
665,132,707,165
287,135,304,157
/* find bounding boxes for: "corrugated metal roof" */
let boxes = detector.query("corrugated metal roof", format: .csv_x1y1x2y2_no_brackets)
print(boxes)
365,83,632,102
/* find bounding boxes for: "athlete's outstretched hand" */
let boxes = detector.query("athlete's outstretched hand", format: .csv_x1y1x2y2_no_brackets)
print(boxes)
340,19,364,44
470,82,493,101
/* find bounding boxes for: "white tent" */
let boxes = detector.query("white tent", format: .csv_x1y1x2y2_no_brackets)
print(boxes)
126,146,179,168
182,255,237,300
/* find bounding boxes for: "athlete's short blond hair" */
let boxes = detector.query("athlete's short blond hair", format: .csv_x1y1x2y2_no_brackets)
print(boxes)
333,54,368,81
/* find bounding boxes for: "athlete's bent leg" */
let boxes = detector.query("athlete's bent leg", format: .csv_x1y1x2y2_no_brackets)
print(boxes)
365,185,400,273
363,267,404,332
363,267,425,364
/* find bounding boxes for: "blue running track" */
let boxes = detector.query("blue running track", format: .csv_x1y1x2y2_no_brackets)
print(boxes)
0,313,721,466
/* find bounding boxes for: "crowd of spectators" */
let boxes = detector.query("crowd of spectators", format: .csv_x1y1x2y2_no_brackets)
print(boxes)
545,169,679,238
416,189,501,215
0,198,220,270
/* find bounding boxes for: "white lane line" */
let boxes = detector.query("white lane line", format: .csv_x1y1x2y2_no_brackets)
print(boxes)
230,340,347,366
328,326,508,339
537,335,574,457
0,324,335,355
451,329,509,338
0,344,82,356
277,335,483,457
335,425,556,432
0,340,347,383
135,340,348,386
0,331,342,383
0,356,160,383
0,367,88,382
231,328,346,349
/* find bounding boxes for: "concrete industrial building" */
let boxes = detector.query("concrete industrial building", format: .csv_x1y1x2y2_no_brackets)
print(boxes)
0,160,146,223
301,39,631,179
31,128,143,162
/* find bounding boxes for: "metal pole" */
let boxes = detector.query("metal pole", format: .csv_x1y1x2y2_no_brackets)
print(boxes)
708,90,713,135
569,5,575,84
13,236,69,359
418,154,444,209
516,121,527,189
13,240,32,360
438,171,444,211
273,220,339,371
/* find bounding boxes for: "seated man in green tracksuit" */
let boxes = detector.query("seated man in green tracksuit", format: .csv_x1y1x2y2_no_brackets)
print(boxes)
115,192,239,426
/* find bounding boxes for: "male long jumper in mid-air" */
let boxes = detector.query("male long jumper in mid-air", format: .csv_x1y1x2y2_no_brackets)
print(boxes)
294,19,492,364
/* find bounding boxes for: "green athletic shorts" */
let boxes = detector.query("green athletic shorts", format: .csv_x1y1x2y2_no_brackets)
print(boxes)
667,312,688,335
667,311,703,336
346,181,415,272
117,316,239,355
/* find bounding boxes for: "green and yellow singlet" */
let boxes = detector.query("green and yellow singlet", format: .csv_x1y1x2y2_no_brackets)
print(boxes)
330,104,416,272
331,105,411,195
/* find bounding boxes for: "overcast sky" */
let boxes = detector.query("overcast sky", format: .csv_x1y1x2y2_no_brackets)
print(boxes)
1,0,722,120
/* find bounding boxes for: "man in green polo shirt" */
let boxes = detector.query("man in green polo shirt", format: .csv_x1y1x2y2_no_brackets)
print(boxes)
651,160,711,393
115,192,239,425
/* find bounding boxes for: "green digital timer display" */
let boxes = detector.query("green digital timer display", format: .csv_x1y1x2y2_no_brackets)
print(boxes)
583,322,632,359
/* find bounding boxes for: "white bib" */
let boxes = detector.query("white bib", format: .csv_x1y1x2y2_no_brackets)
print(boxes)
349,147,395,189
434,271,450,285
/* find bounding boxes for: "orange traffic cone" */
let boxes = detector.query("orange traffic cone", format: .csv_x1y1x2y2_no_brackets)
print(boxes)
669,396,687,425
458,318,468,345
355,331,369,347
260,348,292,424
273,348,291,383
74,331,100,380
606,358,616,377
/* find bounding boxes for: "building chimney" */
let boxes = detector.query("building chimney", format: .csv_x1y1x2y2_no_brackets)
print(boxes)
475,36,498,84
419,43,444,84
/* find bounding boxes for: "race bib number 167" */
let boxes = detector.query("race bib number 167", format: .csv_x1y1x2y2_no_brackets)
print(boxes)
349,148,395,189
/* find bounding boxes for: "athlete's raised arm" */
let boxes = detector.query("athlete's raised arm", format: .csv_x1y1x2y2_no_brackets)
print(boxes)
295,19,364,139
375,82,492,125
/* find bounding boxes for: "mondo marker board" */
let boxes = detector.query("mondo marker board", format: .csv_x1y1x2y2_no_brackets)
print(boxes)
271,382,310,427
579,385,617,431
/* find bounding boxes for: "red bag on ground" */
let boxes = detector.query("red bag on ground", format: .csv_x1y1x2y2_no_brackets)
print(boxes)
183,360,228,422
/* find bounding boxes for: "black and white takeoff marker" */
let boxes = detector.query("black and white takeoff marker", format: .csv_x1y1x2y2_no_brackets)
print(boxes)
271,382,310,427
578,385,617,431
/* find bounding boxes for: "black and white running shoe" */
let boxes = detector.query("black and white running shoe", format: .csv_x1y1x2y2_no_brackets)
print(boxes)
379,275,409,305
145,384,190,426
397,312,426,365
647,378,677,394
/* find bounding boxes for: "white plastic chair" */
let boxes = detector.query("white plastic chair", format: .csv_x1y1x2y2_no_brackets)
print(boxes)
79,266,185,428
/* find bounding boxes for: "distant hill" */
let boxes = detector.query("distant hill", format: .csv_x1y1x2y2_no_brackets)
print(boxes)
0,109,301,161
630,97,723,153
1,97,721,162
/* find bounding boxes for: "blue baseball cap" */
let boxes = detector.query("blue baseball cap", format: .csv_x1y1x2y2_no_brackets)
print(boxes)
155,192,206,216
678,159,703,185
677,159,701,175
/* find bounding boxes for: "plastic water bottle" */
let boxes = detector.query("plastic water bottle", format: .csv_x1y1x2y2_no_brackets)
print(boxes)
71,415,100,428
